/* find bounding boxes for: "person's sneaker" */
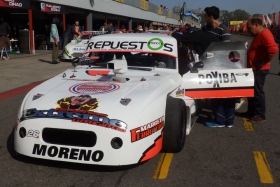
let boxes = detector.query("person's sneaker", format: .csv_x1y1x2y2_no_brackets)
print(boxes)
206,122,225,128
226,124,233,128
249,116,266,122
235,98,245,111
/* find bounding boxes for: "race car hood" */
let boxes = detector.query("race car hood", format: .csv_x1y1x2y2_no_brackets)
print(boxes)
21,68,181,130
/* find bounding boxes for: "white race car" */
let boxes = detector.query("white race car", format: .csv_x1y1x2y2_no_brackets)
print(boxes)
14,33,254,166
62,31,106,60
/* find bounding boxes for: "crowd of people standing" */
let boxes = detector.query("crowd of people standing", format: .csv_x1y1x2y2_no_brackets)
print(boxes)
170,6,278,127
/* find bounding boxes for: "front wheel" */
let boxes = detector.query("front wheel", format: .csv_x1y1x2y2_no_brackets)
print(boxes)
162,97,187,153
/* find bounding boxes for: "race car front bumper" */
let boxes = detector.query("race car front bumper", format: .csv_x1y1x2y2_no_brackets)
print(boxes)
14,118,162,166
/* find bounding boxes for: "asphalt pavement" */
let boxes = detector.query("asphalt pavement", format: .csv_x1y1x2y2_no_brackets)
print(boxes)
0,34,280,187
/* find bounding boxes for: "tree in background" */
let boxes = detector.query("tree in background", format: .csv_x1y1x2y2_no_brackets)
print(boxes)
220,9,251,27
232,9,251,20
252,14,262,18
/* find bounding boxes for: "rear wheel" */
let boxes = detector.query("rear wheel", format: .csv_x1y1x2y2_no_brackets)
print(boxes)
162,97,187,153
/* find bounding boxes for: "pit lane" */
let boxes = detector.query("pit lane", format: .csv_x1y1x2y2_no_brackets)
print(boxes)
0,34,280,187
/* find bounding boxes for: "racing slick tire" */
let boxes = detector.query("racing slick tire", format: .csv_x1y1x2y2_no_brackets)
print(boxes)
162,96,187,153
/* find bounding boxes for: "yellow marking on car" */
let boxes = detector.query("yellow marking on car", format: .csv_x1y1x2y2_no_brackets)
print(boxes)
243,118,254,131
253,151,274,184
153,153,173,179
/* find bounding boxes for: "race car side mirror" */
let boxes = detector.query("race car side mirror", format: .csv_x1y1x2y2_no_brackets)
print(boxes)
190,61,204,73
71,57,80,67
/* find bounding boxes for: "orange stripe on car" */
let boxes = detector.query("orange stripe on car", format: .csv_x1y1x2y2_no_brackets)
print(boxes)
85,70,110,76
139,132,163,162
185,88,254,98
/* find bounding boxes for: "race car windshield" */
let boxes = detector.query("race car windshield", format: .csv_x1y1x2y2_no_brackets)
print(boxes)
84,52,176,69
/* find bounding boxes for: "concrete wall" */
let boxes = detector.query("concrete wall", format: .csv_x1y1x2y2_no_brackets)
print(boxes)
32,0,180,25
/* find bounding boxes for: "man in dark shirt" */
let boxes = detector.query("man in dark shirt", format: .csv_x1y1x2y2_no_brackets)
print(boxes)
202,6,230,42
0,16,10,36
171,30,221,56
200,6,235,128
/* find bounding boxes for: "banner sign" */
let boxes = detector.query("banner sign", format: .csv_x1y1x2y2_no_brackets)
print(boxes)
0,0,30,9
40,2,65,13
230,21,244,25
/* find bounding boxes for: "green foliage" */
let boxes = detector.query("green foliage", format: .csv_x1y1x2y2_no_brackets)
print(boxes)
252,14,262,18
219,9,251,26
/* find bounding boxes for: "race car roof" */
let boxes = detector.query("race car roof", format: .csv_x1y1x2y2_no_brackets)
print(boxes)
86,33,178,58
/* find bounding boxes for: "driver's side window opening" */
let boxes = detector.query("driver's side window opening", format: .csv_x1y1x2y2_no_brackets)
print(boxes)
178,43,199,75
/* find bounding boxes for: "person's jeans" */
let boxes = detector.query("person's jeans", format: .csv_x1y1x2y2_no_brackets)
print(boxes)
62,36,69,51
212,98,236,125
247,69,269,118
1,45,10,58
52,42,59,62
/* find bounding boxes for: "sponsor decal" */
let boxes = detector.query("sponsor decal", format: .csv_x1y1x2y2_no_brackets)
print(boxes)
20,108,127,132
40,2,65,13
130,116,164,142
73,47,86,51
198,71,237,88
62,73,66,78
32,93,44,101
69,83,120,95
147,38,164,51
32,144,104,162
176,88,184,97
27,130,40,138
20,95,127,132
0,0,29,9
57,95,98,111
70,74,76,78
86,70,110,76
86,40,173,52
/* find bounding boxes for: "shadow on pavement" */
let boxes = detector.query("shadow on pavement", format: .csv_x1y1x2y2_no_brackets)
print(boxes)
196,110,211,127
58,56,70,62
268,72,280,76
38,59,56,64
7,129,142,172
